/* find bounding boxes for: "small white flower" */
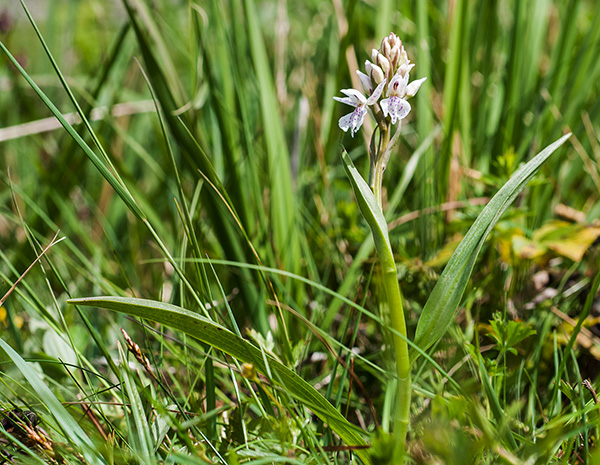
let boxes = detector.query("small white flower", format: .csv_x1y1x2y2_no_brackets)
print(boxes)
380,72,426,125
333,79,386,137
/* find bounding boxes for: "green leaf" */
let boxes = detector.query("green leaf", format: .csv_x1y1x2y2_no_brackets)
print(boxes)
340,149,391,257
67,296,372,465
118,342,156,464
0,338,106,465
476,352,518,450
488,313,536,353
413,134,571,359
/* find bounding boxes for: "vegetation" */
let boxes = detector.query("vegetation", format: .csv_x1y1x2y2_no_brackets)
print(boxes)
0,0,599,463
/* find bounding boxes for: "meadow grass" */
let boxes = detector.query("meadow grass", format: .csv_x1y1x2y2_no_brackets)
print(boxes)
0,0,599,463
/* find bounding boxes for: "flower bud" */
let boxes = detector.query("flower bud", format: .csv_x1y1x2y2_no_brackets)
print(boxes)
389,42,400,66
372,50,391,76
365,60,385,85
382,39,391,57
371,48,380,64
397,62,415,78
397,46,409,69
382,32,400,52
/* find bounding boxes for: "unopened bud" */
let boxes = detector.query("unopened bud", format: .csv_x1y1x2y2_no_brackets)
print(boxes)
382,39,391,57
397,62,415,78
365,60,385,84
397,46,409,69
371,48,379,63
382,32,400,51
372,50,391,76
389,42,400,65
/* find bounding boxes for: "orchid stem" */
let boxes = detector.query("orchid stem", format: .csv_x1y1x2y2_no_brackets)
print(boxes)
370,155,410,464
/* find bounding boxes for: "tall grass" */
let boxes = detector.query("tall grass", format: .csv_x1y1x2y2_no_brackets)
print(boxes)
0,0,599,463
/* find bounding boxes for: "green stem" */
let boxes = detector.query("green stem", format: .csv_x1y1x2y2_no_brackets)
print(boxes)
340,137,411,461
369,122,410,462
370,128,390,207
377,240,410,463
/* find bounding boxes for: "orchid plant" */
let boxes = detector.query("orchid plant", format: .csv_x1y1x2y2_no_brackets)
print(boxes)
335,33,426,207
333,34,570,465
334,33,426,463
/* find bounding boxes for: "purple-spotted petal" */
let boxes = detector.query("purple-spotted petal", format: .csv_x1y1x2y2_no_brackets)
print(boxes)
380,98,390,117
338,105,368,137
366,79,387,104
381,96,411,124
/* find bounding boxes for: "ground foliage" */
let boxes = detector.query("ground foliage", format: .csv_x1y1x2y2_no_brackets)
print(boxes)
0,0,599,463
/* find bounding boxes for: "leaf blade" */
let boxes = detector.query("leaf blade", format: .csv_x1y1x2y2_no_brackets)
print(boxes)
340,149,391,255
413,134,571,358
0,338,106,465
67,296,372,465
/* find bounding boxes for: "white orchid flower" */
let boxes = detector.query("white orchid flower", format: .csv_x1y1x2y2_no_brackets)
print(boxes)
380,72,427,125
333,79,386,137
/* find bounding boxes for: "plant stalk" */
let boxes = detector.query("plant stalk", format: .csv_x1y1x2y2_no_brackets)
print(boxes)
376,233,410,463
371,154,410,462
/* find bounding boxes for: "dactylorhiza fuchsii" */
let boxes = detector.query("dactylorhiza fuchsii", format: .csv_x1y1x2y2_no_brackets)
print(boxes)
333,80,386,138
333,33,428,463
334,33,426,137
333,33,428,209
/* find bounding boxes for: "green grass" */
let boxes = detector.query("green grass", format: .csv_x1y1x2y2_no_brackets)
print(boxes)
0,0,599,463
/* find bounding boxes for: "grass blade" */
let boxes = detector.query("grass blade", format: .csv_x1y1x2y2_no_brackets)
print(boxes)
67,296,373,465
118,342,157,464
0,338,106,465
0,40,145,221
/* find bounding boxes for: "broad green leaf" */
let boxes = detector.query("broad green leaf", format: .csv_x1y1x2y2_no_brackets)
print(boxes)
67,296,372,465
340,149,391,258
0,338,106,465
413,134,571,358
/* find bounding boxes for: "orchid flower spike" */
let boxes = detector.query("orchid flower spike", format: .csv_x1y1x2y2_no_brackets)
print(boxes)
380,71,426,125
333,79,386,137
